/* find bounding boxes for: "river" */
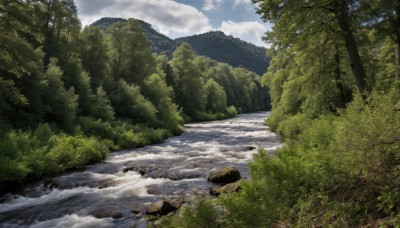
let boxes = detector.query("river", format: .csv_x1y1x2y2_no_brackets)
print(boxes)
0,112,281,227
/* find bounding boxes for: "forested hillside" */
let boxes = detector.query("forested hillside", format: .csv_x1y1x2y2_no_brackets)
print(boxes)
176,31,269,75
0,1,268,188
165,0,400,227
92,17,178,56
91,18,269,74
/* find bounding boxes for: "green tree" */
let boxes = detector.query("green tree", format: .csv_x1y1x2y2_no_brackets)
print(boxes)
93,87,115,121
0,0,48,128
143,73,183,134
204,79,228,113
79,26,109,89
170,43,206,120
42,59,78,130
108,19,155,86
105,79,156,123
34,0,81,64
253,0,369,99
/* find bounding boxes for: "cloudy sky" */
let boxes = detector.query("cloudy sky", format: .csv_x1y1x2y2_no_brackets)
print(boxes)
75,0,271,47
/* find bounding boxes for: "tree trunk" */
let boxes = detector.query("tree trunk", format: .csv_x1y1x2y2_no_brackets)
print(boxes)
396,44,400,80
334,46,347,109
395,0,400,80
335,0,368,99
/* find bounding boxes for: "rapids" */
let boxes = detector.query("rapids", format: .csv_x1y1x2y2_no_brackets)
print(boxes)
0,112,282,227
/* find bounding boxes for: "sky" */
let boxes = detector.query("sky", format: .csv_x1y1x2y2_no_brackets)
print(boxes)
74,0,271,47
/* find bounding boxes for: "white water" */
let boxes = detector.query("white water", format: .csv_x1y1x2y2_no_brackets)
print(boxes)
0,112,282,227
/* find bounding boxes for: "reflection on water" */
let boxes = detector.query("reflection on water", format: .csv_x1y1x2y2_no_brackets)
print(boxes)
0,112,281,227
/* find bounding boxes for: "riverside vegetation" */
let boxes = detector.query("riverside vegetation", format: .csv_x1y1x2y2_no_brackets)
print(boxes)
0,1,269,187
163,0,400,227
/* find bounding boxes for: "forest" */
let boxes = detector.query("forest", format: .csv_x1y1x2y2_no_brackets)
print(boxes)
0,0,268,187
163,0,400,227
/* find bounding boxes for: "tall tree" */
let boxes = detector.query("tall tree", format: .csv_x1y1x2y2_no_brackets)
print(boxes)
33,0,81,64
108,19,155,86
170,43,205,119
204,79,228,113
253,0,370,98
79,26,109,89
0,0,46,128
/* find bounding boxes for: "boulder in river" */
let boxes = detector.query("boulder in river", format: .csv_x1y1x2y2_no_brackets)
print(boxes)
45,178,71,189
123,163,153,175
207,167,241,183
145,200,179,216
210,182,241,196
88,207,124,219
245,145,257,151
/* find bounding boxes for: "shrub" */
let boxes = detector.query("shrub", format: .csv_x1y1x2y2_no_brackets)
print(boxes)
166,198,224,228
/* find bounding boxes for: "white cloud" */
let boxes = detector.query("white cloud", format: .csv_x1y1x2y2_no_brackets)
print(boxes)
76,0,212,38
218,20,269,47
233,0,251,6
202,0,251,11
202,0,224,11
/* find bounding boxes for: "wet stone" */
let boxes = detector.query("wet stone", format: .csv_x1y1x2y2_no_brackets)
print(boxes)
210,182,241,196
245,145,257,151
207,167,241,184
45,178,71,190
145,200,178,216
97,179,118,189
88,207,124,219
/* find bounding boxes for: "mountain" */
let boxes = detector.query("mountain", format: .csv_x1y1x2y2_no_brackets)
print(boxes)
91,18,269,75
176,31,269,75
91,17,178,56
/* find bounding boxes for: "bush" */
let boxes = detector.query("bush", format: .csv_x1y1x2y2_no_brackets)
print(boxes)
166,198,224,228
225,106,238,117
276,113,311,139
47,134,109,169
76,116,115,139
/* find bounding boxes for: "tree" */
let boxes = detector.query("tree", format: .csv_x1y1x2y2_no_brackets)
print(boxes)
105,79,156,123
253,0,369,99
33,0,81,64
93,87,114,121
170,43,206,119
0,0,47,128
143,73,183,134
79,26,109,89
108,19,155,86
42,59,78,130
204,79,228,113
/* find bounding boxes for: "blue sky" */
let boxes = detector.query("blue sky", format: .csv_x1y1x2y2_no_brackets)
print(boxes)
75,0,271,47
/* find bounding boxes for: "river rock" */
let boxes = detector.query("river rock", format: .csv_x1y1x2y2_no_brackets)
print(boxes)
145,200,178,216
88,207,124,219
123,164,153,175
210,182,241,196
45,178,71,189
97,179,118,189
245,145,257,151
207,167,241,183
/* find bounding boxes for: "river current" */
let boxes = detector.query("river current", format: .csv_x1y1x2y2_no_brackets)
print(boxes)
0,112,281,227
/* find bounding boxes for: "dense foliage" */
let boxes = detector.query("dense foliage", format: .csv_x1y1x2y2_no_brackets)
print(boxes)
165,0,400,227
0,0,268,186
